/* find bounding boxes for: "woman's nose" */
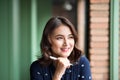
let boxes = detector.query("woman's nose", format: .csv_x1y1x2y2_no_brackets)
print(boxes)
63,39,68,46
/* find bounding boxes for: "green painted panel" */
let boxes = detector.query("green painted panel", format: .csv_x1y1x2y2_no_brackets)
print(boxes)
0,0,9,80
37,0,52,57
0,0,52,80
19,0,31,80
31,0,52,61
31,0,38,61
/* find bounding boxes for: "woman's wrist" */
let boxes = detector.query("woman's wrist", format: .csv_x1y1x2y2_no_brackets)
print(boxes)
52,75,61,80
52,71,64,80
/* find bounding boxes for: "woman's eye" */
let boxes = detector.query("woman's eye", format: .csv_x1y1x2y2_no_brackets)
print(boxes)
56,37,63,40
69,36,74,39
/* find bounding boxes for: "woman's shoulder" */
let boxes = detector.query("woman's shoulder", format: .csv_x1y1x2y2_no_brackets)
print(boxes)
30,60,41,70
78,55,90,66
30,60,48,75
30,59,50,71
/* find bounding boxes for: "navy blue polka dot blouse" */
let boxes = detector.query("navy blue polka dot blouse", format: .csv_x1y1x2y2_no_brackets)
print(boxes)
30,55,92,80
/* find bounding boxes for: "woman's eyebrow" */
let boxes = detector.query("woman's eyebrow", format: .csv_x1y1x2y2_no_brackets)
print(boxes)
54,34,63,38
68,34,74,36
55,34,63,36
55,34,73,36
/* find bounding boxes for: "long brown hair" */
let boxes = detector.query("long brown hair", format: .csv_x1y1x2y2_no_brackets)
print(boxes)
39,16,82,66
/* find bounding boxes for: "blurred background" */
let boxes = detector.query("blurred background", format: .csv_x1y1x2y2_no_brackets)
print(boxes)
0,0,119,80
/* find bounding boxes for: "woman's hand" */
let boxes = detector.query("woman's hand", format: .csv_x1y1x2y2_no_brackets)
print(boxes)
52,57,71,80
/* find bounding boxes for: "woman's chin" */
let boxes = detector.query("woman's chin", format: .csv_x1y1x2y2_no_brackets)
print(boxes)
60,54,70,58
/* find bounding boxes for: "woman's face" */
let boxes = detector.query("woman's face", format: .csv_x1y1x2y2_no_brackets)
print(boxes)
48,25,75,58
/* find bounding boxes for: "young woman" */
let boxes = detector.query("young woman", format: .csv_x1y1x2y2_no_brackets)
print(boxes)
30,16,92,80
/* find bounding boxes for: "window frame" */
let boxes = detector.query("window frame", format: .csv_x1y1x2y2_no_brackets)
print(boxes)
110,0,119,80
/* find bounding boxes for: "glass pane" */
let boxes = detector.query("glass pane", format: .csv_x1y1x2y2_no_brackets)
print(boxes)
52,0,77,28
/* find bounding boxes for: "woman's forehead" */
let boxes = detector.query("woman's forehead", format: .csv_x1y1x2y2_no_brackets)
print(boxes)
51,25,72,35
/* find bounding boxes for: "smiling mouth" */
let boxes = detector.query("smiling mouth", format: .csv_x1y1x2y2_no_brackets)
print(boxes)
61,48,70,52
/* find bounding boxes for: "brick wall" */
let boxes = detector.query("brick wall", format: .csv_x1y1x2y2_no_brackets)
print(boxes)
89,0,110,80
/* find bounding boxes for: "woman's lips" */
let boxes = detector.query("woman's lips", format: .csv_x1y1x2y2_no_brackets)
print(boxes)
61,48,69,52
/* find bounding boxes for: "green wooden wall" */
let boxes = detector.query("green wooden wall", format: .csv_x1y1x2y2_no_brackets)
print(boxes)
0,0,52,80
